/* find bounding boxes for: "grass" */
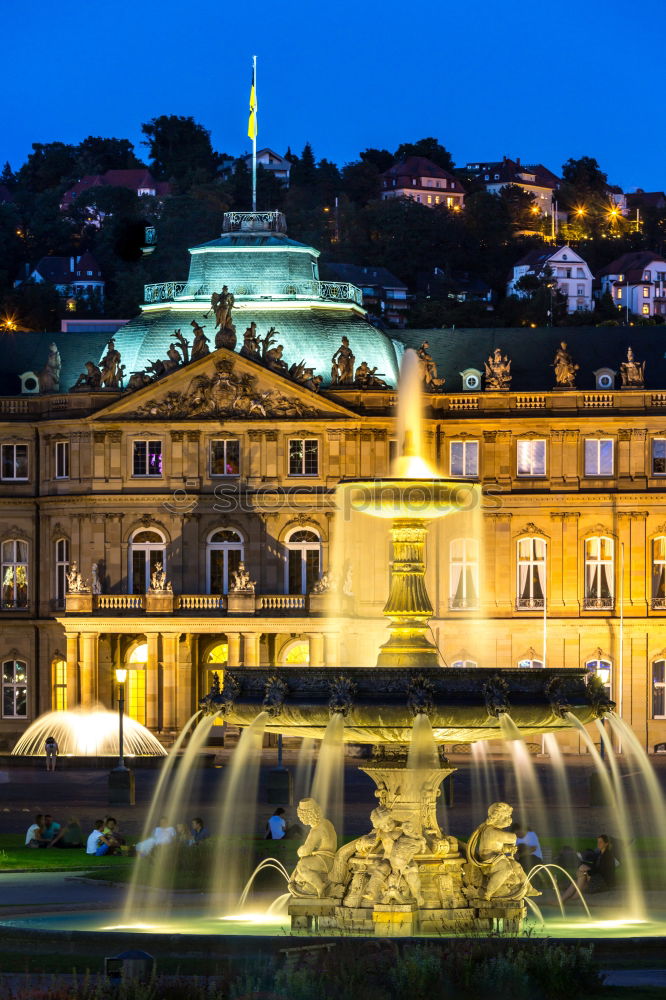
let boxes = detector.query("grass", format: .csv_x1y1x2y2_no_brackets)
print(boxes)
0,834,133,875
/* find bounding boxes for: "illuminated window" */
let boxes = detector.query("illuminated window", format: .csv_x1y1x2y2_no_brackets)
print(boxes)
289,439,318,476
653,661,666,718
53,659,67,711
55,538,69,608
449,538,479,609
518,658,543,669
452,659,477,668
643,304,650,315
282,640,310,665
584,438,613,476
55,440,69,479
1,540,28,609
652,537,666,606
132,440,162,477
584,537,614,608
617,288,622,300
652,439,666,475
1,443,28,480
2,659,27,717
450,440,478,477
285,528,320,595
586,658,612,698
207,529,243,594
517,439,546,477
517,537,546,609
129,529,165,594
126,643,148,725
206,642,229,664
446,197,453,208
643,286,650,298
210,439,240,476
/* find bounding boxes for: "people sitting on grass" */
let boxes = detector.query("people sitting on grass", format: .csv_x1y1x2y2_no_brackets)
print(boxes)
103,816,125,854
86,819,112,856
266,807,287,840
25,814,48,848
560,834,618,902
43,814,61,843
135,816,177,858
189,817,209,845
49,817,84,849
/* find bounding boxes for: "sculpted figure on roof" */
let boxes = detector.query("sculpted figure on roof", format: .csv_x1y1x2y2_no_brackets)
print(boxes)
209,286,237,349
100,338,123,389
240,321,260,359
620,346,645,388
190,320,210,361
331,336,355,383
71,360,102,391
38,342,61,393
355,360,389,388
484,347,512,391
552,340,579,387
417,341,445,390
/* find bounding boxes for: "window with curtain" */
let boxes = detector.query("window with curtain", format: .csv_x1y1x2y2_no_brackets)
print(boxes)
53,659,67,711
652,537,666,608
584,536,614,608
2,659,27,717
207,529,244,594
517,440,546,477
516,537,546,609
1,539,28,609
653,661,666,718
55,538,69,608
584,438,613,476
450,440,478,478
449,538,479,609
285,529,320,594
586,658,612,698
129,529,166,594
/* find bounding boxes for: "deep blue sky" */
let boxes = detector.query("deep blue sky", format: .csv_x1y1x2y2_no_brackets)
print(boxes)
4,0,665,191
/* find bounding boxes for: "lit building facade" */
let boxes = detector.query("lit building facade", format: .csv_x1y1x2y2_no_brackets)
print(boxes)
0,213,665,757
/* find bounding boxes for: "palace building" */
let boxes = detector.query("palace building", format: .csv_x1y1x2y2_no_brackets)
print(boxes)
1,211,665,756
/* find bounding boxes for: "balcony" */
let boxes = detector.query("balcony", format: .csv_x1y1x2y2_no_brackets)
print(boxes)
65,592,311,616
143,279,363,307
583,596,614,610
516,598,545,610
652,597,666,610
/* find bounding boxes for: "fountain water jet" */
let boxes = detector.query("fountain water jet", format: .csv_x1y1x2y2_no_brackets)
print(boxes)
12,707,166,758
310,713,345,838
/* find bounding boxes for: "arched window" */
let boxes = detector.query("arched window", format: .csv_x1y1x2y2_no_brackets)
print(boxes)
452,659,477,668
55,538,69,609
129,529,166,594
125,642,148,724
584,536,614,609
518,658,544,669
285,528,320,595
52,658,67,711
652,537,666,608
586,658,612,698
2,659,27,717
281,639,310,665
653,661,666,719
1,539,28,609
449,538,478,609
207,529,244,594
517,537,546,609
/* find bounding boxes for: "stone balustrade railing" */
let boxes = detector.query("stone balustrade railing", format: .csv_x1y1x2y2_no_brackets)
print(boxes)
178,595,227,610
97,594,145,610
257,595,307,611
65,592,310,615
143,278,363,306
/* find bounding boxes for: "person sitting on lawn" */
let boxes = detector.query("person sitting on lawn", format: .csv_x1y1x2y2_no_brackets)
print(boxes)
25,814,47,848
49,817,84,849
103,816,125,854
86,819,112,856
43,814,61,843
560,834,618,902
266,807,287,840
135,816,177,857
189,817,210,845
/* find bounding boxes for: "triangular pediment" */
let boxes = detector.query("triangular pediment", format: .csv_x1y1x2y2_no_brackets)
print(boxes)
92,348,354,421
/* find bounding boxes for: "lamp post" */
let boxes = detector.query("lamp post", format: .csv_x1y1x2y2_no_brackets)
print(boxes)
108,667,135,805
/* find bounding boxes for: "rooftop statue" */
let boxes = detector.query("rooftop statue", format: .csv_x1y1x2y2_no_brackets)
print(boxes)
173,328,190,365
261,327,289,374
484,347,512,391
331,336,355,384
38,342,61,393
100,338,123,389
355,360,389,388
620,346,645,389
66,561,89,594
190,320,210,361
71,361,102,391
126,370,153,391
229,561,255,594
208,286,237,350
417,341,445,390
164,343,183,373
465,802,540,902
552,340,579,388
149,562,172,593
91,562,102,596
240,321,260,359
311,571,336,595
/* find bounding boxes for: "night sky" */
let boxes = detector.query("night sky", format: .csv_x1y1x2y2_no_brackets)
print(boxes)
4,0,665,191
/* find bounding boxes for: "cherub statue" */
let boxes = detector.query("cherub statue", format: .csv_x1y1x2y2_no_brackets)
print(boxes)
71,361,102,391
38,342,61,393
163,343,182,373
229,561,255,593
484,347,512,390
311,571,336,595
552,341,579,388
66,561,88,593
149,561,171,592
465,802,539,901
620,346,645,388
265,342,289,374
288,798,338,898
383,819,428,906
190,320,210,361
331,336,355,383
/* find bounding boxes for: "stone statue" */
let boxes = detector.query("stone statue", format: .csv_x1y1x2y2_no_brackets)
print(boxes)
620,346,645,388
288,798,338,898
331,336,355,383
173,329,190,365
164,343,182,373
127,370,153,391
311,571,336,595
209,287,237,349
71,361,102,391
383,819,427,906
552,341,579,388
190,320,210,361
484,348,512,390
354,360,389,388
240,321,260,359
66,561,88,593
465,802,539,901
91,563,102,595
38,342,61,393
261,328,289,374
229,561,255,593
100,339,123,389
149,562,172,593
417,341,445,389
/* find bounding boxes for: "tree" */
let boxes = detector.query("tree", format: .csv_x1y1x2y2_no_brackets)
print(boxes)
0,281,62,331
341,160,382,205
290,143,317,188
359,148,394,172
17,142,78,193
498,185,538,232
513,264,568,326
141,115,218,186
75,137,143,176
561,156,608,195
1,162,15,188
393,138,454,173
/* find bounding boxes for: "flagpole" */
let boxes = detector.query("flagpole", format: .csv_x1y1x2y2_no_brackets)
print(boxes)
252,54,257,212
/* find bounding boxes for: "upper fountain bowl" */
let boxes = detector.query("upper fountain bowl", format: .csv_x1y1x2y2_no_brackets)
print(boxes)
339,478,478,521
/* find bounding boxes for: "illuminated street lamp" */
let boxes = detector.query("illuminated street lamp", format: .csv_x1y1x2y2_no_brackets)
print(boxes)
115,667,128,769
109,666,135,805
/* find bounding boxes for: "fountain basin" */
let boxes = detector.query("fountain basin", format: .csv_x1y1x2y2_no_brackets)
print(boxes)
202,667,609,744
339,478,477,520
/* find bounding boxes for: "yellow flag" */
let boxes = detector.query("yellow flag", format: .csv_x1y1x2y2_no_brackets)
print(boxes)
248,65,257,140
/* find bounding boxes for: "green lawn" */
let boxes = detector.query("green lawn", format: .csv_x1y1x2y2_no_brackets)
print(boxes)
0,833,133,875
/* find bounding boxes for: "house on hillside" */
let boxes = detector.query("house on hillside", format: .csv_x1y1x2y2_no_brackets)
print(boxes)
597,252,666,318
380,157,465,209
321,263,408,326
418,267,493,307
60,169,171,214
17,252,105,305
244,148,291,185
465,156,559,213
507,246,593,312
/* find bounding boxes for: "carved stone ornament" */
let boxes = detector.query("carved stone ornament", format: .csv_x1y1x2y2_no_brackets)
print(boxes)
620,347,645,389
552,341,579,387
229,561,255,593
482,674,511,718
148,562,172,593
406,674,436,717
262,675,289,717
132,357,319,420
484,348,512,391
66,561,89,594
328,674,357,717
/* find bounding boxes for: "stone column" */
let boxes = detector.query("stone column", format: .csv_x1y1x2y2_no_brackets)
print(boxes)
146,632,160,729
324,632,340,667
178,634,194,726
65,632,80,706
79,632,98,708
309,632,325,667
494,513,513,614
242,631,260,666
162,633,178,729
227,632,241,667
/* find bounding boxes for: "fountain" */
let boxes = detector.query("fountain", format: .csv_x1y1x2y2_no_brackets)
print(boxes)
11,706,166,758
200,348,611,935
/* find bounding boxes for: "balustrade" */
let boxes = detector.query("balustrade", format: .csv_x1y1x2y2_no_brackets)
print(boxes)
143,278,362,306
